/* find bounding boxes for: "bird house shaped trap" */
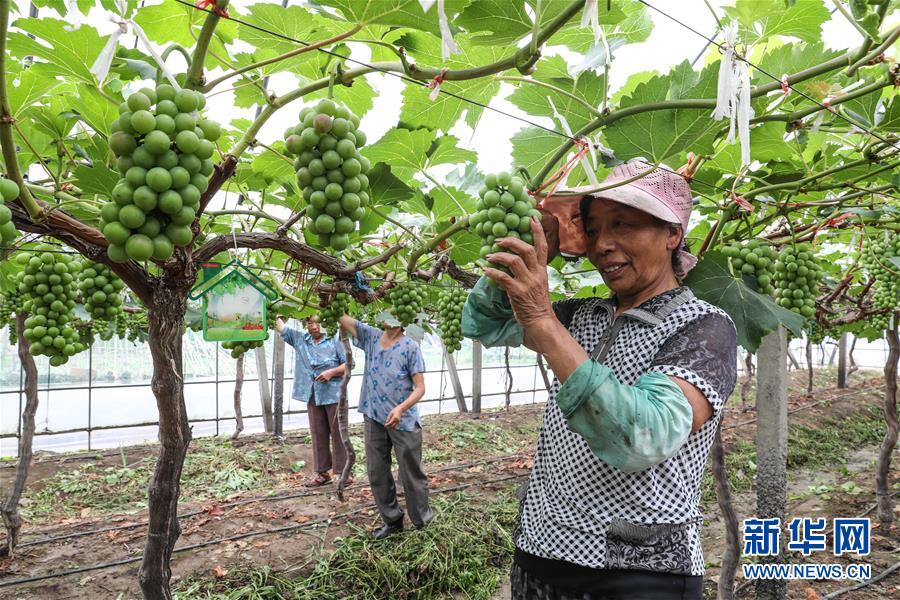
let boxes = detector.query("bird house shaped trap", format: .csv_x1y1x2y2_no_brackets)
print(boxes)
189,261,278,342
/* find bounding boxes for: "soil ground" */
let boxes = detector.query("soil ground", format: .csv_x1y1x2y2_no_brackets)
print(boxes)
0,368,897,600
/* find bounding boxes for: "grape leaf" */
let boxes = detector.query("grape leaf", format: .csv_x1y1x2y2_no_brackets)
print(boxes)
239,4,319,49
510,126,565,180
73,163,119,198
69,84,118,136
428,136,477,168
455,0,531,46
749,123,792,162
602,61,720,163
448,230,481,266
683,251,806,352
251,144,295,183
7,68,62,118
362,128,435,183
397,32,505,130
508,57,604,133
367,164,416,207
315,0,469,36
726,0,830,44
431,186,474,221
876,97,900,132
755,42,841,87
6,18,105,83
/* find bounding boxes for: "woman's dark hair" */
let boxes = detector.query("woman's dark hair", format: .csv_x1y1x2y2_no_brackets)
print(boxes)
579,194,690,275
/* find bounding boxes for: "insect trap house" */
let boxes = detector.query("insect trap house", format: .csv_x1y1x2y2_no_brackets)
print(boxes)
189,261,278,342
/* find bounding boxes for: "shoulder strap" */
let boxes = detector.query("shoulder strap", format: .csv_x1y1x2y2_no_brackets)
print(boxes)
589,288,695,363
655,288,694,321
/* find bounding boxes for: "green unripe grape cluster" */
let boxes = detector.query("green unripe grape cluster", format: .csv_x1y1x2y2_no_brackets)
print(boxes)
470,172,541,264
221,305,277,359
77,260,126,320
0,178,20,246
124,311,148,343
863,235,900,331
16,245,84,365
386,282,425,328
436,286,467,353
721,240,777,295
773,244,822,319
284,99,371,252
104,84,221,263
320,292,350,335
0,288,24,345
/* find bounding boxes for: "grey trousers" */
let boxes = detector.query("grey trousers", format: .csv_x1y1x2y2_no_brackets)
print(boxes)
363,416,433,527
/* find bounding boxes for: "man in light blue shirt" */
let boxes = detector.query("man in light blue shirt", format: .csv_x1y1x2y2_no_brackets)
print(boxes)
276,315,347,487
338,311,432,539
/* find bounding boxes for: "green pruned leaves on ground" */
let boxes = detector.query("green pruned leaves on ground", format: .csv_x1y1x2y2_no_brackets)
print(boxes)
684,251,806,352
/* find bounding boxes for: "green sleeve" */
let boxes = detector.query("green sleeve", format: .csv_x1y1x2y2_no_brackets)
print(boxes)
555,360,693,473
460,276,524,348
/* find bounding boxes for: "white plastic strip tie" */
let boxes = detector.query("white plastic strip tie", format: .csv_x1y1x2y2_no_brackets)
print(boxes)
711,22,752,168
548,97,599,185
420,0,459,60
89,0,182,89
63,0,83,31
581,0,602,43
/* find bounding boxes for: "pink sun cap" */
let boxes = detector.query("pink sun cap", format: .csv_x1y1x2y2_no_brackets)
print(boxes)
571,161,693,232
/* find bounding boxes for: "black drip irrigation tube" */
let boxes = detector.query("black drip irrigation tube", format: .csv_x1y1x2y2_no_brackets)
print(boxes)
0,472,527,589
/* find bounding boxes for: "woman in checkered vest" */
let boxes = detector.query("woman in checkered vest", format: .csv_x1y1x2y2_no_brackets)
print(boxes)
463,162,738,600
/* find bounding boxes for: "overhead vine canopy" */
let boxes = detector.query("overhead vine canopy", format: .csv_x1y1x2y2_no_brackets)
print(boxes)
0,0,898,351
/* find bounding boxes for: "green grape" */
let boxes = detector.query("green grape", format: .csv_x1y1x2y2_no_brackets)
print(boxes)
17,245,83,364
471,171,539,277
102,84,219,263
436,285,467,353
0,177,21,246
320,292,351,336
76,259,126,320
773,243,822,320
284,100,371,252
0,287,24,345
722,239,777,295
862,234,900,332
386,282,425,328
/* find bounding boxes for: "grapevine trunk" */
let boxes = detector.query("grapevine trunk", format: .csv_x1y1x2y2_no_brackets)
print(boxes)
0,313,39,557
138,285,191,600
875,324,899,528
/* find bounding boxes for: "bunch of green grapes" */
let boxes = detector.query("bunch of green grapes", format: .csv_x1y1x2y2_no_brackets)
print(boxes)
386,282,425,327
104,84,221,263
469,172,541,261
77,260,126,320
0,288,24,344
774,244,822,319
125,311,148,343
0,178,20,246
721,240,777,295
284,99,371,251
221,305,277,359
436,286,467,353
862,235,899,331
319,292,350,335
17,245,84,365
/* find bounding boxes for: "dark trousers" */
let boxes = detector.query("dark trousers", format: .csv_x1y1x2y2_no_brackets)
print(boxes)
307,398,348,475
510,559,703,600
363,416,433,527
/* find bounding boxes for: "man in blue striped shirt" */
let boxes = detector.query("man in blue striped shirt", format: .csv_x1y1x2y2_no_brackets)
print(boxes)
277,315,348,487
